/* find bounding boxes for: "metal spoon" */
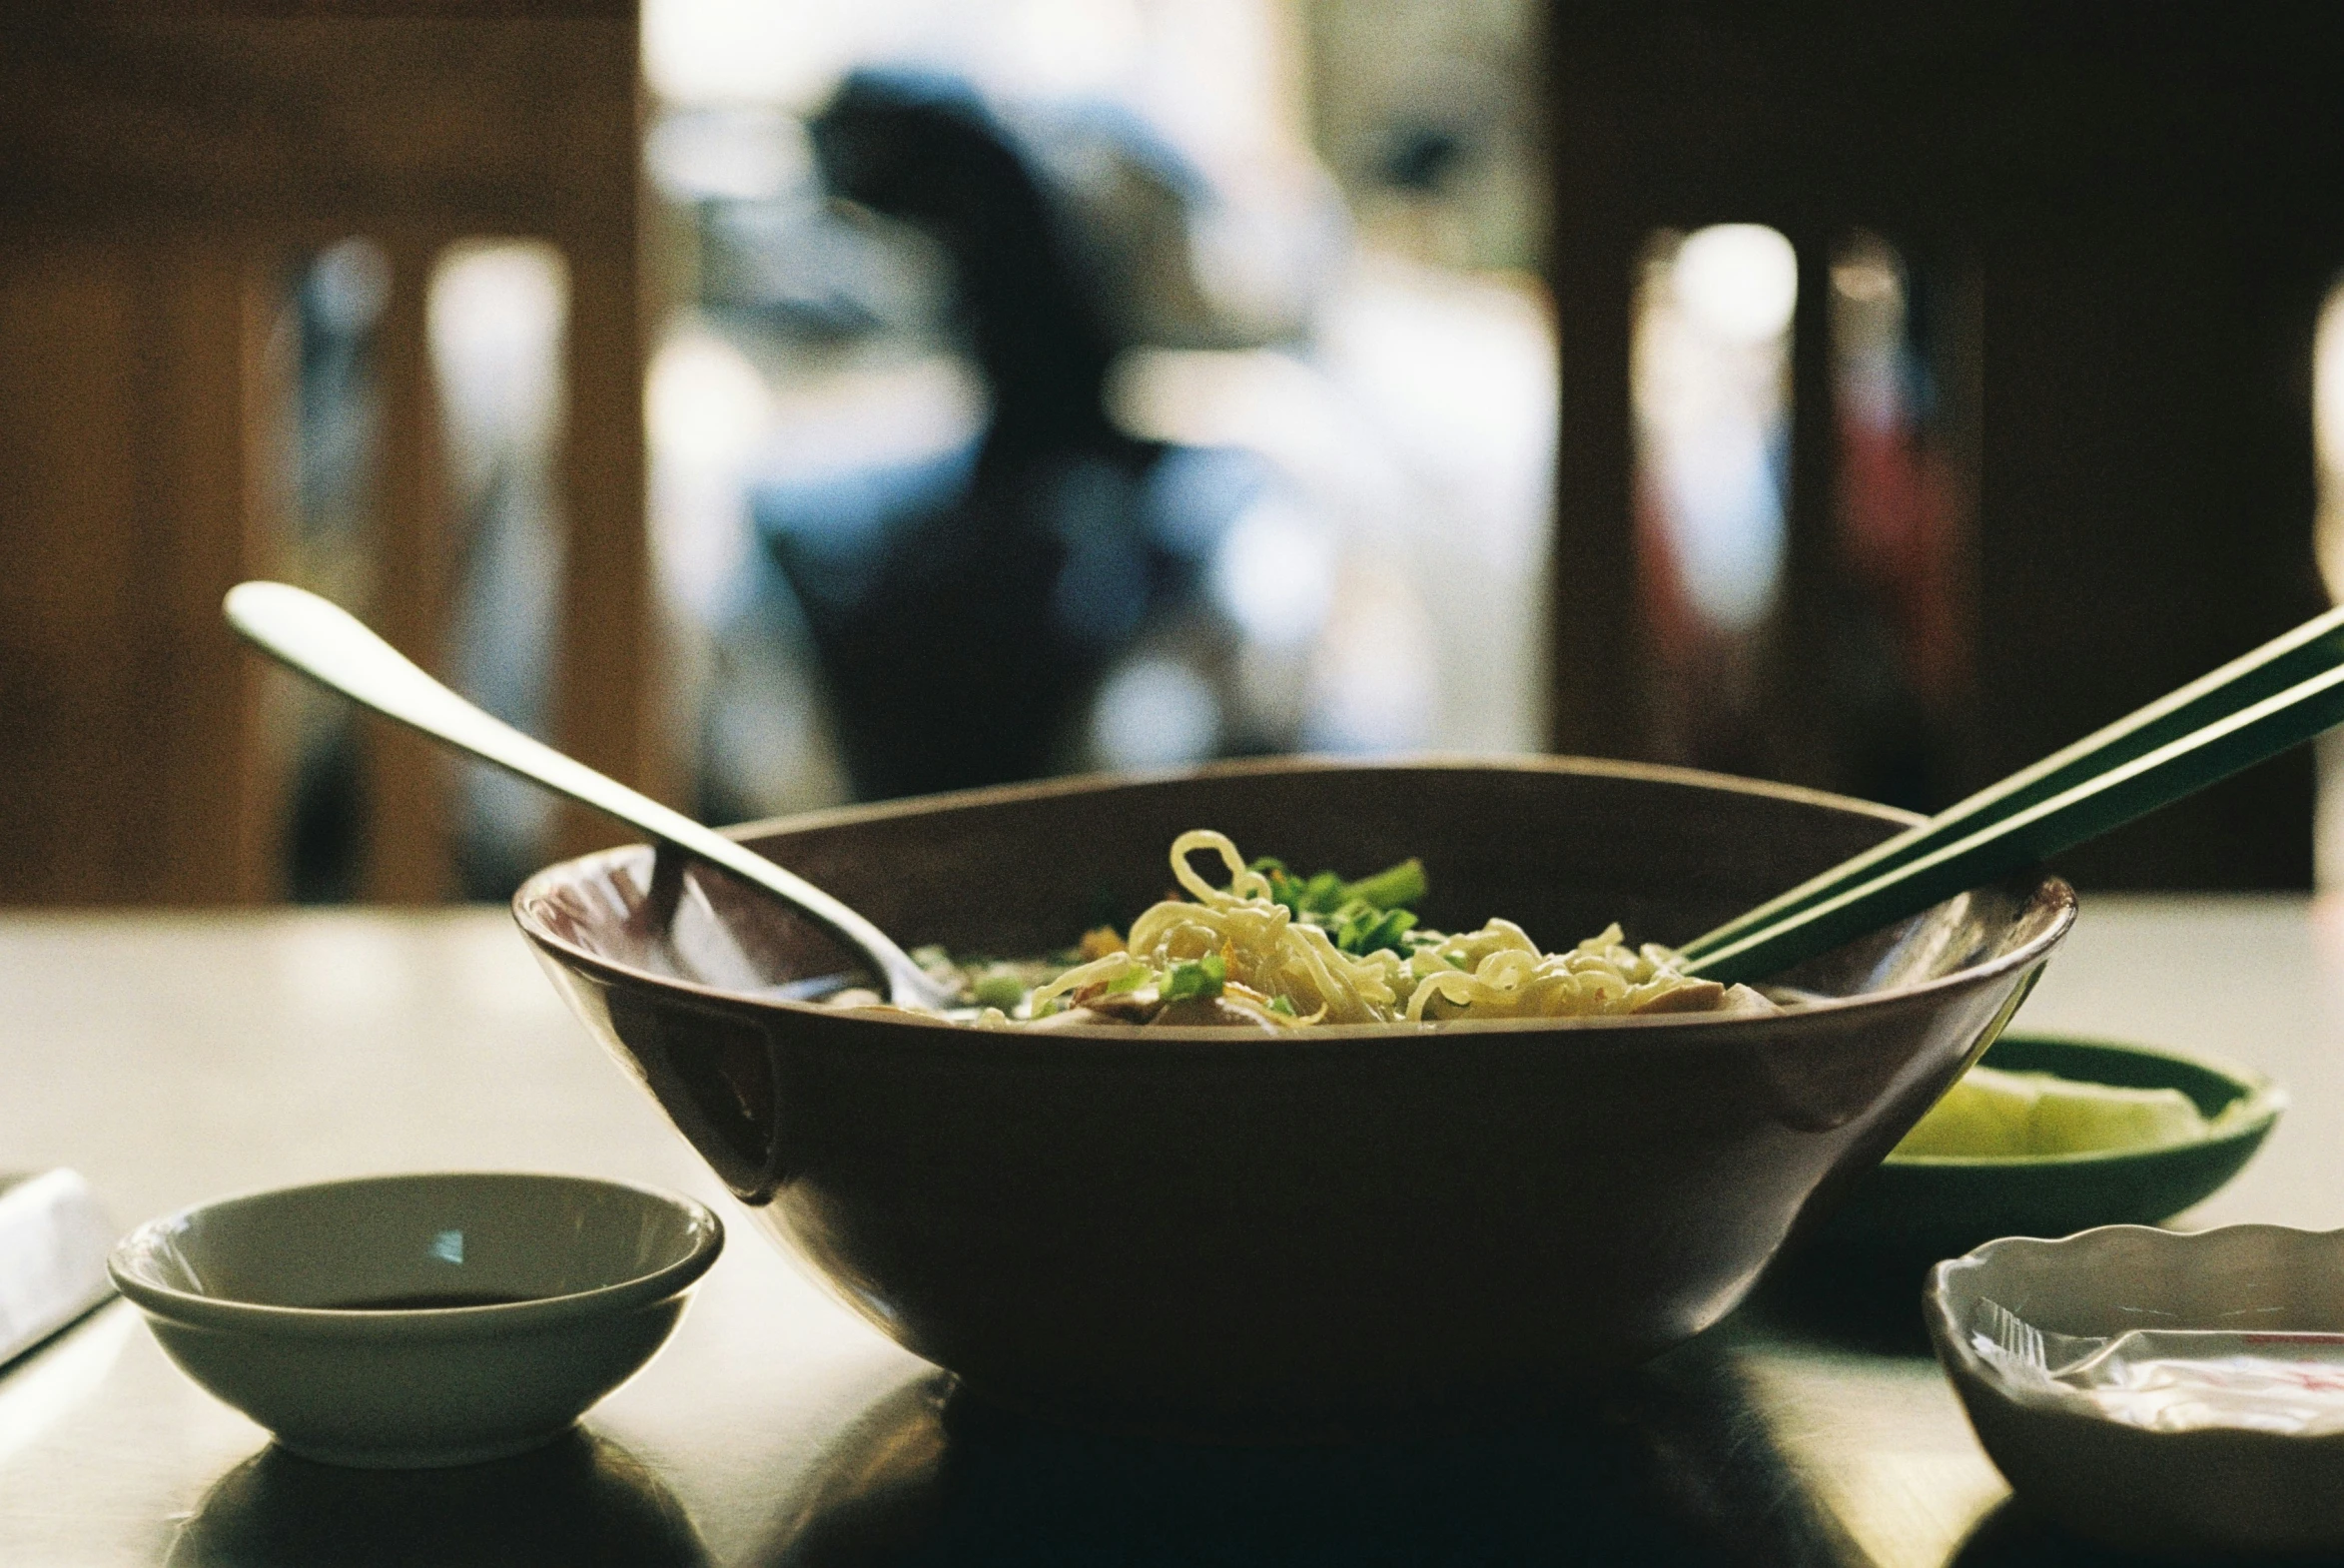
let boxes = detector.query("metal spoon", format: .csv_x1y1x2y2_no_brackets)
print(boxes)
223,581,954,1010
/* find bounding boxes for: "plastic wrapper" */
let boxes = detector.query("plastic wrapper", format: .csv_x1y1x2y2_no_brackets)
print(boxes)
1973,1302,2344,1435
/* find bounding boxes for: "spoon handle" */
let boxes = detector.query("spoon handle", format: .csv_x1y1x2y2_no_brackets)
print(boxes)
224,582,940,1007
1687,653,2344,985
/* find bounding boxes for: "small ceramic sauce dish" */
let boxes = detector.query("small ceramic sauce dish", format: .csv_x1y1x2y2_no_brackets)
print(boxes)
1928,1224,2344,1559
109,1172,722,1468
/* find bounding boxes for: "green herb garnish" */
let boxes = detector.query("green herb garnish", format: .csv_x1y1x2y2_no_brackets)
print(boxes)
1163,953,1227,1002
970,968,1028,1010
1333,903,1417,956
1341,857,1427,911
1251,855,1426,925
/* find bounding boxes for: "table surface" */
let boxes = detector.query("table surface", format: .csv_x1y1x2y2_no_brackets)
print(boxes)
1,894,2336,1566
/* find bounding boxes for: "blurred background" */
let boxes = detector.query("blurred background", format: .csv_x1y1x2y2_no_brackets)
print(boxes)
3,2,2342,907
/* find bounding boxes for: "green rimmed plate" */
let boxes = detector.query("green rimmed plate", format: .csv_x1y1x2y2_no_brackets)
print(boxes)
1819,1033,2284,1258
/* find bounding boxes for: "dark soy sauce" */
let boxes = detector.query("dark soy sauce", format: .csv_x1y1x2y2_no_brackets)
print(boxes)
321,1291,534,1311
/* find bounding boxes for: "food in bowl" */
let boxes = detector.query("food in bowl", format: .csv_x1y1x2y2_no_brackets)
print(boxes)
1817,1033,2282,1256
830,830,1772,1029
514,758,2073,1434
1891,1062,2254,1159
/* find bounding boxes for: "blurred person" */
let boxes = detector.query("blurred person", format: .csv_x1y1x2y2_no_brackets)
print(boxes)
752,70,1277,799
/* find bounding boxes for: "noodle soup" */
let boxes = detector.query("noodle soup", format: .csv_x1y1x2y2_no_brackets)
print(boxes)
826,830,1772,1030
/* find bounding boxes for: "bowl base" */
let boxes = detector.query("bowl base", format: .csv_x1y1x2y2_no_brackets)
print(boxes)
273,1421,577,1470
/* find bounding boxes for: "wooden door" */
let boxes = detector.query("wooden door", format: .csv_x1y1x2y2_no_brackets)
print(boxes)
0,9,656,904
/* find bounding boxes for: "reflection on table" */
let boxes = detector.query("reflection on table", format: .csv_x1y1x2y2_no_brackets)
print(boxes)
169,1430,706,1568
0,896,2335,1565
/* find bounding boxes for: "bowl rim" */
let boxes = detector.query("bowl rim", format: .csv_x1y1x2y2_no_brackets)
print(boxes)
1882,1032,2287,1170
510,753,2078,1045
106,1171,724,1340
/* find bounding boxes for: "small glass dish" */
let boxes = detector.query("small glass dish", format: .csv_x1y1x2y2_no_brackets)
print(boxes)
109,1172,722,1468
1928,1224,2344,1558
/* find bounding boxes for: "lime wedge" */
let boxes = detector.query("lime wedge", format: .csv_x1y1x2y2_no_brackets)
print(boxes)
2026,1075,2206,1156
1893,1066,2211,1160
1894,1067,2041,1158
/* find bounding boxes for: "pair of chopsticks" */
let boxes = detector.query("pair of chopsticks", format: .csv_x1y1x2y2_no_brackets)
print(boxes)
1680,604,2344,987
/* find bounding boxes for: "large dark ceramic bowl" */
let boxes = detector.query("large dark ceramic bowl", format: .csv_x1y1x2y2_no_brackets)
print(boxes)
513,758,2073,1436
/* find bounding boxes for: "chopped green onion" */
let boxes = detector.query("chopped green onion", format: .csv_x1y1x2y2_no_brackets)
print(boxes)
1340,858,1427,911
1250,860,1309,917
1244,852,1425,925
1298,871,1345,914
1334,905,1417,956
1267,995,1295,1016
971,969,1027,1010
1163,953,1226,1002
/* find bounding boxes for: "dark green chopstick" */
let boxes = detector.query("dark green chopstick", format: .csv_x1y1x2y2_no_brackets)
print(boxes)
1685,653,2344,987
1677,603,2344,968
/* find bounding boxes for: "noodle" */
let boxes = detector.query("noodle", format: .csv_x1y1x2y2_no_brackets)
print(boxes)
989,830,1767,1028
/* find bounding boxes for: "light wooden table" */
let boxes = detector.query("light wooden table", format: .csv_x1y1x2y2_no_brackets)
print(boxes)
0,896,2333,1566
